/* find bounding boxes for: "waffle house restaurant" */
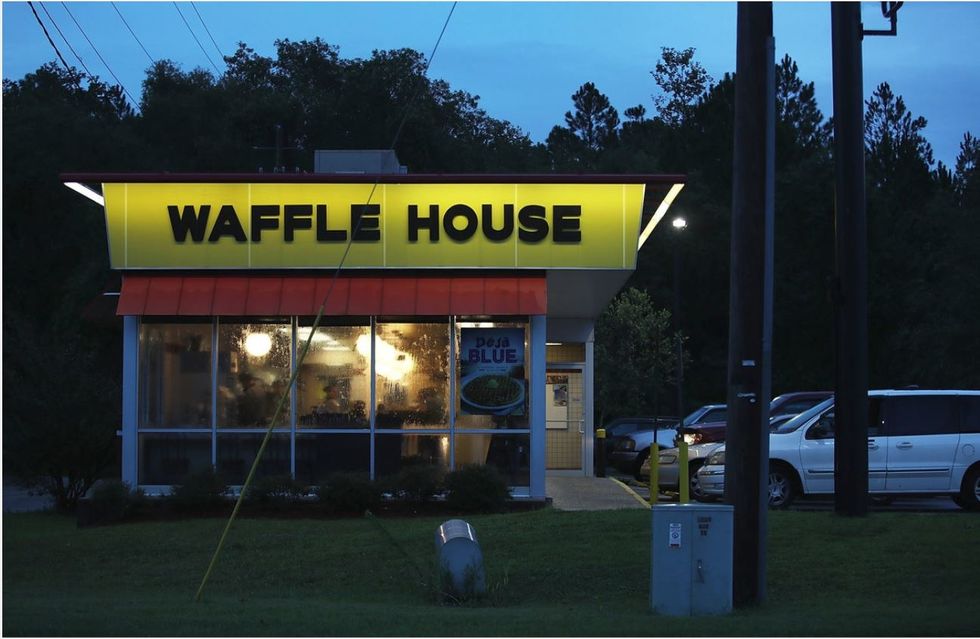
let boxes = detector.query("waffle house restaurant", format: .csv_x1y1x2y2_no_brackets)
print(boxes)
63,170,684,498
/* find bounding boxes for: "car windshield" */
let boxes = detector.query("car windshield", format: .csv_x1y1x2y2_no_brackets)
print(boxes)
682,406,725,426
772,397,834,433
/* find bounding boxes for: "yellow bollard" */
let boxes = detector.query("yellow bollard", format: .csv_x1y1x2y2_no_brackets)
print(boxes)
678,439,690,504
595,428,606,478
649,445,659,505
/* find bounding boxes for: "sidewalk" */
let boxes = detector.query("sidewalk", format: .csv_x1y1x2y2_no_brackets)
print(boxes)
545,475,648,511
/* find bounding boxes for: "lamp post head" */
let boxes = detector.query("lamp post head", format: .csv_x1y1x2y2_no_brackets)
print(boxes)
672,217,687,230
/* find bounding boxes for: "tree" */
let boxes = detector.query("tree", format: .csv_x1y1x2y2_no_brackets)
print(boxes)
563,82,619,152
594,288,681,425
953,131,980,207
651,47,711,127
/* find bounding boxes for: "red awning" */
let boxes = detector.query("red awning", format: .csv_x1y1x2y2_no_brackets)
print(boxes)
116,275,546,316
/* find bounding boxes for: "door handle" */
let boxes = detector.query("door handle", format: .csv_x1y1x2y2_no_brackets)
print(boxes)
896,442,913,450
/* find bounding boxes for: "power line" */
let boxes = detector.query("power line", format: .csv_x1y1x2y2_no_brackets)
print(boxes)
111,2,155,65
60,2,140,109
172,2,221,74
194,0,459,603
190,2,225,61
26,1,72,73
40,2,95,78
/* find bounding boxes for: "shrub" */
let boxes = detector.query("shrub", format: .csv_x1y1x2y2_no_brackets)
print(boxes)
444,465,511,513
170,469,228,512
245,474,307,504
395,462,445,503
318,473,381,514
77,479,145,527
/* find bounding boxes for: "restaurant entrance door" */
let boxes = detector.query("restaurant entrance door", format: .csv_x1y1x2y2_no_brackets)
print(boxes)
545,367,584,472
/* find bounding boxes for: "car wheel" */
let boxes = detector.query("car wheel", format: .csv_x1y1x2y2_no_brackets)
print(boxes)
767,464,796,509
633,449,650,481
688,461,707,501
958,465,980,511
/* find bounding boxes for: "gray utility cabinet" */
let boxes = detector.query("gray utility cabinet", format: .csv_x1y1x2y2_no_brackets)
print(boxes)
650,503,733,616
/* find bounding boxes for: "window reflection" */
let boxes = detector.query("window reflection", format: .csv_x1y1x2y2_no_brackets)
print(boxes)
217,322,292,428
296,325,370,428
139,323,212,428
375,323,449,429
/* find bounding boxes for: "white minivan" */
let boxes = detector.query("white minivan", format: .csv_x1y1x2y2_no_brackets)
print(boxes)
697,390,980,510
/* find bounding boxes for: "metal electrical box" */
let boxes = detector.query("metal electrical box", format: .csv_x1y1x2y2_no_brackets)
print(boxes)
650,503,733,616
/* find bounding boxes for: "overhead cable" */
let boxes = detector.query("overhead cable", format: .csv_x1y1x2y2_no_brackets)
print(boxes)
194,0,460,603
172,2,221,74
60,2,140,109
40,2,94,77
190,2,225,61
26,1,72,73
111,2,156,65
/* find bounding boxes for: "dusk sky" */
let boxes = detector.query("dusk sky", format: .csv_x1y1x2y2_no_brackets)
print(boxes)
3,2,979,168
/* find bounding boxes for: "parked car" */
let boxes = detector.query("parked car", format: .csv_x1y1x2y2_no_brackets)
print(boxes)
696,390,980,510
597,416,678,464
642,392,832,499
609,404,726,478
675,391,832,447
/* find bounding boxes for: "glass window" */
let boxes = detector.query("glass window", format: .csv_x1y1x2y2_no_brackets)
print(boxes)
882,395,958,436
692,408,727,424
375,434,450,478
139,433,212,484
456,322,529,430
217,321,292,428
296,324,370,429
805,412,835,440
295,434,370,485
139,323,212,428
455,433,530,487
375,323,450,429
216,433,290,484
961,396,980,434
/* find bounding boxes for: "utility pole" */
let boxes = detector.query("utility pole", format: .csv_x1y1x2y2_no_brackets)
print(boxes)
830,0,903,517
831,1,869,517
724,1,774,608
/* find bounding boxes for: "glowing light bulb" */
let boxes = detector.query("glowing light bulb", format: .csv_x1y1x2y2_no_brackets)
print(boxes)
244,332,272,357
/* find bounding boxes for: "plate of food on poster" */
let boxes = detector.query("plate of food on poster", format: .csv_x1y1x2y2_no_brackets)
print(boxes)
460,328,526,416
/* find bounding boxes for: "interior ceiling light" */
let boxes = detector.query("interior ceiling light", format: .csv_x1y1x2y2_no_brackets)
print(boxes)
355,334,414,381
244,332,273,358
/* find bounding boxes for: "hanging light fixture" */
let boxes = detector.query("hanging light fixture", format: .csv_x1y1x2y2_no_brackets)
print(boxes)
244,332,273,358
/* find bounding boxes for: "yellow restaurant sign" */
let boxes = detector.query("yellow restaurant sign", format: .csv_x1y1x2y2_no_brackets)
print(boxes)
97,182,666,270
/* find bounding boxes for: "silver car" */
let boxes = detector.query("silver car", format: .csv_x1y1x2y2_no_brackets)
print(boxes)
639,442,724,501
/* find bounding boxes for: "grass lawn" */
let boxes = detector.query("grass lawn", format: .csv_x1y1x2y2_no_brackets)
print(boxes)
3,507,979,636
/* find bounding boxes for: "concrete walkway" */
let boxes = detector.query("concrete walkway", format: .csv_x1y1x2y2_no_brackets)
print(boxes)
546,475,648,511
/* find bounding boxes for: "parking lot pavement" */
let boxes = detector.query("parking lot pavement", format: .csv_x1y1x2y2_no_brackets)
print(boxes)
3,482,55,513
602,468,963,512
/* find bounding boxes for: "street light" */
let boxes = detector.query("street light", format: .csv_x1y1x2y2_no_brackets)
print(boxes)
672,217,686,476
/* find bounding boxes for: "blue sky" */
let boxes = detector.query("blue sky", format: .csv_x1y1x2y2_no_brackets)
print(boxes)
3,2,979,167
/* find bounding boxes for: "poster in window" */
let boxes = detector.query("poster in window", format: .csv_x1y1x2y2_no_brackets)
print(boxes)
460,328,525,416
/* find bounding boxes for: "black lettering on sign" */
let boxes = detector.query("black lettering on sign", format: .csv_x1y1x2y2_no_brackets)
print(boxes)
351,204,381,242
251,205,280,242
316,204,346,242
208,205,247,243
408,204,440,242
552,205,582,243
517,205,548,243
283,204,312,242
482,204,514,242
444,204,478,241
168,204,210,242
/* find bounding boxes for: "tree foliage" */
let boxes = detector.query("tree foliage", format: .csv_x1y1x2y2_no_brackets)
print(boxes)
594,288,680,424
652,47,711,127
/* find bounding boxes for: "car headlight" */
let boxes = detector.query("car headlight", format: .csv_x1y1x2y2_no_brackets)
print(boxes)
617,440,635,452
706,450,725,465
658,454,677,464
683,432,703,445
